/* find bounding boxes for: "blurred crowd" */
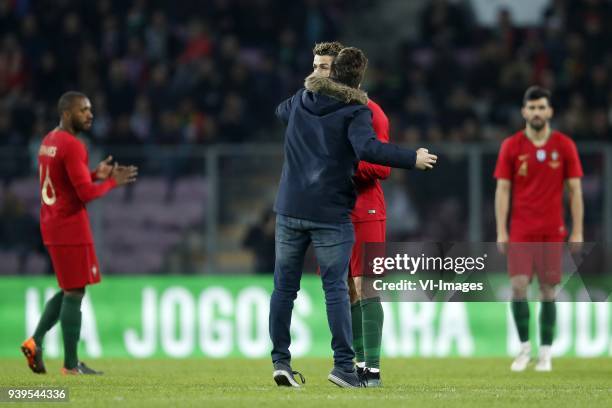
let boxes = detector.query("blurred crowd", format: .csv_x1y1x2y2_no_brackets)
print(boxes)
1,0,610,151
366,0,612,145
0,0,345,152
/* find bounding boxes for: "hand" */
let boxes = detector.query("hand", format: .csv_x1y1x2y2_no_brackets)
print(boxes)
568,232,583,254
111,164,138,186
94,155,114,180
497,231,509,254
415,148,437,171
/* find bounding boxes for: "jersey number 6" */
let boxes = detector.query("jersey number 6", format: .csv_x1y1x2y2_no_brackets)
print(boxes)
39,164,57,206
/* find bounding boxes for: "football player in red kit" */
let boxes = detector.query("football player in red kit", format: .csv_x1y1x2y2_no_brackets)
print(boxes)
21,91,138,375
494,86,583,372
313,42,401,386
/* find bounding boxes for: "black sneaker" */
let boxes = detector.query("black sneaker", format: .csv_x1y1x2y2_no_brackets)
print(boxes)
62,361,103,375
273,361,305,387
361,368,382,387
328,367,362,388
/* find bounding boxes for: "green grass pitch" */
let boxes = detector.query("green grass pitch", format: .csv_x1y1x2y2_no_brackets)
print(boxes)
1,358,610,407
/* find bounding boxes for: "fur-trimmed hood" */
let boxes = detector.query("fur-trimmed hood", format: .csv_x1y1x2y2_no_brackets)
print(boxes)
304,74,368,105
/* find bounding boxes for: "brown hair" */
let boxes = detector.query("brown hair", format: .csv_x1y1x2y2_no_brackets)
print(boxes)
523,86,552,106
331,47,367,89
312,41,344,57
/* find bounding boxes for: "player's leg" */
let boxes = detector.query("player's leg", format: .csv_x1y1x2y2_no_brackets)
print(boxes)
311,220,361,387
360,281,383,366
510,274,531,371
508,237,535,372
348,276,365,372
270,214,309,387
60,287,85,372
535,283,556,371
511,274,531,341
57,286,103,375
21,289,63,374
21,245,69,374
51,245,103,375
352,221,384,387
32,291,64,346
535,239,562,372
348,238,365,372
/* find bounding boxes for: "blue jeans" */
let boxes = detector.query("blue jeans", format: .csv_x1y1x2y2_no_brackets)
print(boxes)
269,214,355,371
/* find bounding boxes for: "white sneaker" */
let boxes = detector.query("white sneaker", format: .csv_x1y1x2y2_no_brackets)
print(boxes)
511,342,531,372
535,345,552,372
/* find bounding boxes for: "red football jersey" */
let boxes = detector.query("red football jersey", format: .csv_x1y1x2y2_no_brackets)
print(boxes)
493,130,583,236
350,99,391,223
38,129,117,245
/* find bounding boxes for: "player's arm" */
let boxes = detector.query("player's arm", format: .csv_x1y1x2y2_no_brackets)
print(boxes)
354,161,391,184
563,140,584,243
348,108,435,170
495,179,511,249
565,177,584,242
493,138,514,250
354,105,392,182
64,141,118,204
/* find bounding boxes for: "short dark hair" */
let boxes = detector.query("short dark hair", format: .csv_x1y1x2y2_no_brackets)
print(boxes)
58,91,88,115
523,86,552,106
331,47,367,89
313,41,344,57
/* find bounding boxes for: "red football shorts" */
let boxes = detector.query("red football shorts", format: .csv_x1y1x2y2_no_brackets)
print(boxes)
46,245,101,290
350,220,386,278
508,232,565,285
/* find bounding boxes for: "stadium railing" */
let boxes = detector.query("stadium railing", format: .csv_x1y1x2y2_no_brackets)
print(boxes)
0,142,610,275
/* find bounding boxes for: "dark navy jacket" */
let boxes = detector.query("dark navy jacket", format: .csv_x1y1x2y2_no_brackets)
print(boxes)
274,83,417,223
